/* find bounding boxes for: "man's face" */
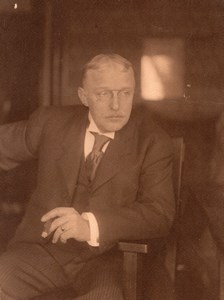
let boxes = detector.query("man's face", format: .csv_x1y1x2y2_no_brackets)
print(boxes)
78,62,135,132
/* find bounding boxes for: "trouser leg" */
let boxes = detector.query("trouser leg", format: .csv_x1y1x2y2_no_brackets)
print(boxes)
0,243,124,300
0,243,69,299
65,251,124,300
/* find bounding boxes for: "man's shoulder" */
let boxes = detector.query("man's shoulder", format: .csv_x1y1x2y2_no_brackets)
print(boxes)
34,105,87,119
29,105,87,125
26,105,88,138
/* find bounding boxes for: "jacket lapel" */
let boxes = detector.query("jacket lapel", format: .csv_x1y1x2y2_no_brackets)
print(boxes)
91,119,136,192
56,112,88,199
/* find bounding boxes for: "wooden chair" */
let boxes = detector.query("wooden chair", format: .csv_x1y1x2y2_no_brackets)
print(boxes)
118,137,185,300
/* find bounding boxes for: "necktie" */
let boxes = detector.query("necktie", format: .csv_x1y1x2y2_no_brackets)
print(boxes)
85,132,111,182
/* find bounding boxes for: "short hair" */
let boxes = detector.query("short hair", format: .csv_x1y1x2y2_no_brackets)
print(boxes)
81,53,134,86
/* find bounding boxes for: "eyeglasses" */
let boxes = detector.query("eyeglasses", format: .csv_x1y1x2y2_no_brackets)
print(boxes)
95,89,133,102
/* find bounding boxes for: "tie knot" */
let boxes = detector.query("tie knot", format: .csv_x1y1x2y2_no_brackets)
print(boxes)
90,132,111,153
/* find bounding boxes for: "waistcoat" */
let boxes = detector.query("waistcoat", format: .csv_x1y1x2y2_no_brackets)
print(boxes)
72,155,91,213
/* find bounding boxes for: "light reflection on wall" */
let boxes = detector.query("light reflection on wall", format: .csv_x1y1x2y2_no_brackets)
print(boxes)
0,0,31,12
141,38,185,101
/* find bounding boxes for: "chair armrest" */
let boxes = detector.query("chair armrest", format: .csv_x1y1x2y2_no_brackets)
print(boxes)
118,239,166,300
118,241,149,254
118,238,165,254
118,240,151,300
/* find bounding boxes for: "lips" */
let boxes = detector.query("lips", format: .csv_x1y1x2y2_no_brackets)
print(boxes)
106,116,123,119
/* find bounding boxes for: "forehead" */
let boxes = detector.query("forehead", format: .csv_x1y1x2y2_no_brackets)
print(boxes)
84,61,135,88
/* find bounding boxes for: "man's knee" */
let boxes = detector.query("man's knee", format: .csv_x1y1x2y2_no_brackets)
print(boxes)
0,252,19,299
0,246,68,299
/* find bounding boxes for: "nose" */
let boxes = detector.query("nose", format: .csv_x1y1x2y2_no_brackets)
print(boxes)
110,91,120,111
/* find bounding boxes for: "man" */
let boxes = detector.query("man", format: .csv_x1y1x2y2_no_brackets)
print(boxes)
0,53,175,299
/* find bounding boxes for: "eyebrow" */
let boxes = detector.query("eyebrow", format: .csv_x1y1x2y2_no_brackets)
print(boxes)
94,87,134,91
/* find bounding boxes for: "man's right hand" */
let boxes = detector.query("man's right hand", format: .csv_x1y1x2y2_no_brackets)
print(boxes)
41,207,90,244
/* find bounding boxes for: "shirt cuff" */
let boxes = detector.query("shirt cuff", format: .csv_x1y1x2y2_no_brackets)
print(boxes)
81,212,99,247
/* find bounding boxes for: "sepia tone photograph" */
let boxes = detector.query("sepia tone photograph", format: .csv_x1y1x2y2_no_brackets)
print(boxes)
0,0,224,299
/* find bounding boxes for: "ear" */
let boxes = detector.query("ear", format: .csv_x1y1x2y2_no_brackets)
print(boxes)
78,87,89,107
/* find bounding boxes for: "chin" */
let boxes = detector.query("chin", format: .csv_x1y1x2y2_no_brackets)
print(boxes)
105,121,127,132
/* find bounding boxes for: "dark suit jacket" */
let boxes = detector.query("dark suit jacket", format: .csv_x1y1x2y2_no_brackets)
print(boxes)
0,104,175,264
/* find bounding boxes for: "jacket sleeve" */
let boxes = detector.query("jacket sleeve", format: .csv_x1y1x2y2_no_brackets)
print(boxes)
0,107,51,170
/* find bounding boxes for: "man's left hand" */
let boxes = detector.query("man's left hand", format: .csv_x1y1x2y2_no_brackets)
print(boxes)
41,207,90,243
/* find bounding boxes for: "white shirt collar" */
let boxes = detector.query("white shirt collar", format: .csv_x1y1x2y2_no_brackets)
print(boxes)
87,112,115,140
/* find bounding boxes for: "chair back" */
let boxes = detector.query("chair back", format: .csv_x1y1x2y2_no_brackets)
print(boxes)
172,137,185,215
165,137,185,282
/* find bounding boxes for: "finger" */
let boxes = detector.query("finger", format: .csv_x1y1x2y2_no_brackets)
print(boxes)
41,220,52,238
60,228,74,244
52,222,75,244
41,207,75,222
47,215,69,235
52,226,65,244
